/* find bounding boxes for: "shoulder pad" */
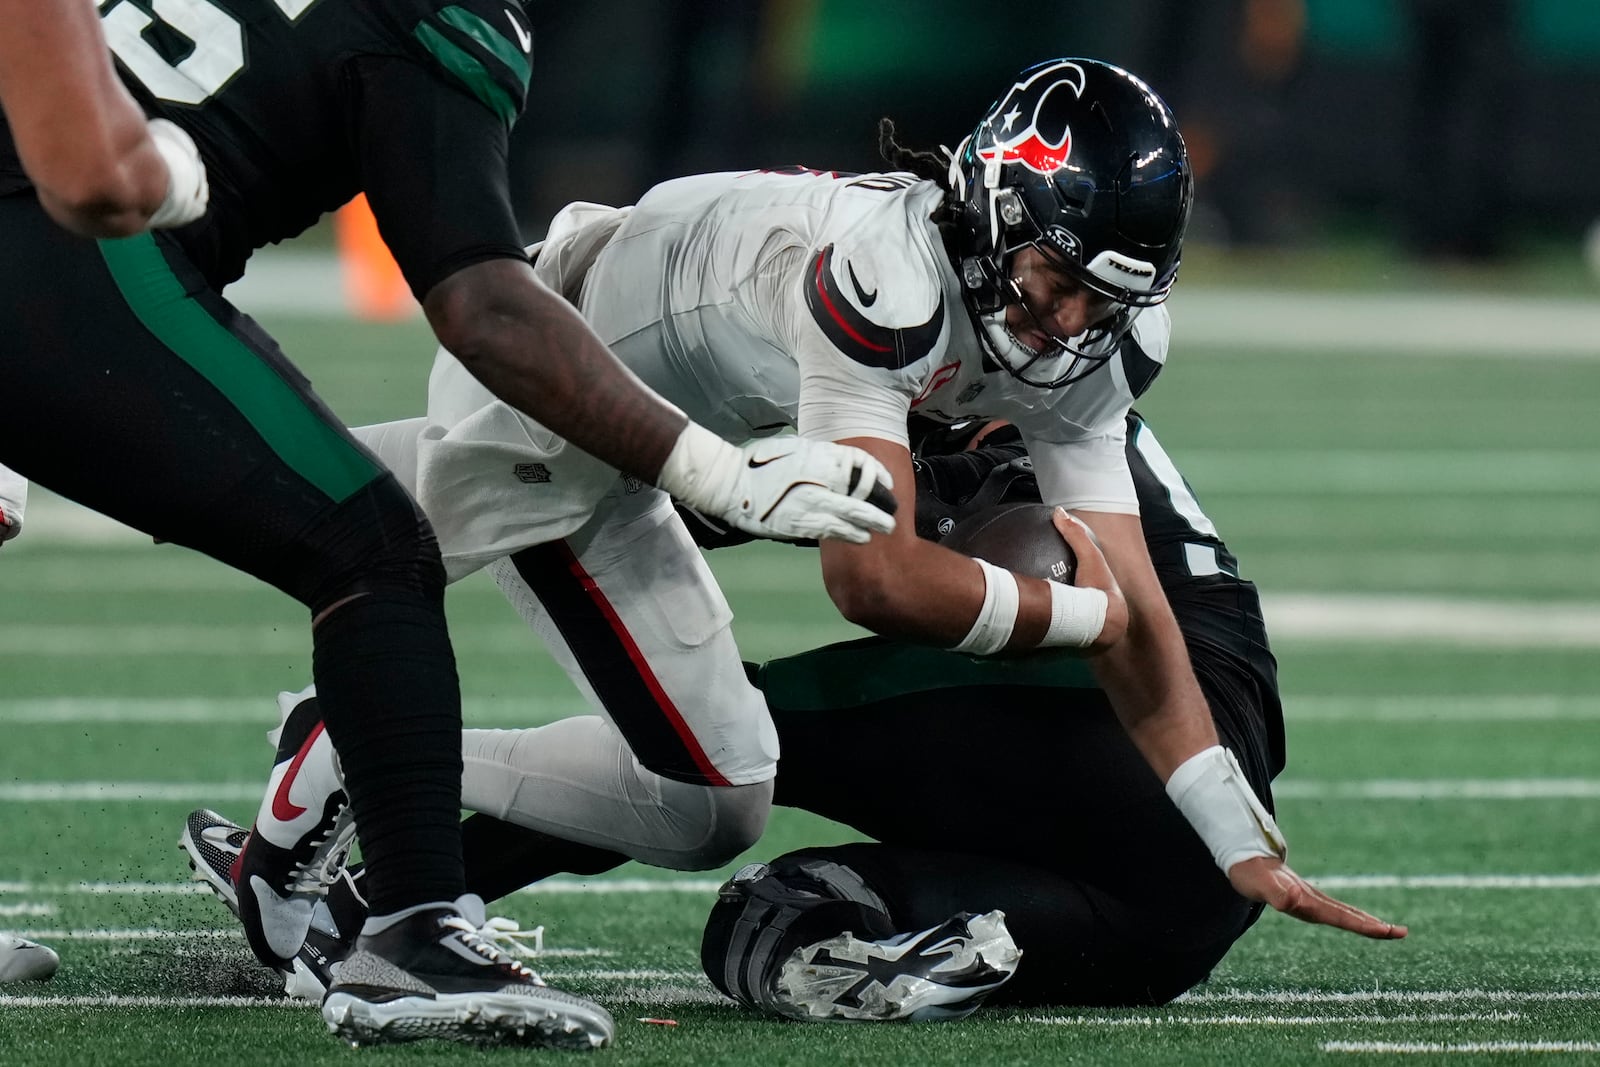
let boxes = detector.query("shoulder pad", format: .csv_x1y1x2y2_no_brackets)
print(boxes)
1119,304,1171,399
411,1,532,127
803,244,945,371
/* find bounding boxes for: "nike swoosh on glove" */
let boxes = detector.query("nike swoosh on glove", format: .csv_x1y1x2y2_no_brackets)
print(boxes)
718,436,896,545
658,424,896,545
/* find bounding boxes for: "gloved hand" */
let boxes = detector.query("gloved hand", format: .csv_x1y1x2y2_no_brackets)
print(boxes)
658,425,896,545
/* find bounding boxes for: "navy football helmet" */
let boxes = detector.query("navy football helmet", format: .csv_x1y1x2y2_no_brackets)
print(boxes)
947,59,1193,387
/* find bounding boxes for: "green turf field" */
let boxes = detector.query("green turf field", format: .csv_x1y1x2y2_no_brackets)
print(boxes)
4,301,1600,1065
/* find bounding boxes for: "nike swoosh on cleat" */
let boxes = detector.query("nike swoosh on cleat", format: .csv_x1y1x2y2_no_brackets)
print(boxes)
271,720,327,822
505,8,532,52
250,875,316,960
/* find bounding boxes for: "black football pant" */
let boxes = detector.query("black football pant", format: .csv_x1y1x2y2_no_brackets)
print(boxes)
759,637,1273,1007
0,194,463,913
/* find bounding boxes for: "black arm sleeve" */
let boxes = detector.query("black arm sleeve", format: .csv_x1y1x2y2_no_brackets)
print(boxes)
347,55,529,301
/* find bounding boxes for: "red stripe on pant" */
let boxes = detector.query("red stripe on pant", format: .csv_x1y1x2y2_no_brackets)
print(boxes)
509,539,731,787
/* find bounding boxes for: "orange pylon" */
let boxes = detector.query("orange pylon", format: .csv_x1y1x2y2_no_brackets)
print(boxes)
334,194,415,320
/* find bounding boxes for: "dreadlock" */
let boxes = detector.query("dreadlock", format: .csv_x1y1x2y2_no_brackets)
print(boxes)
877,118,952,185
877,118,964,242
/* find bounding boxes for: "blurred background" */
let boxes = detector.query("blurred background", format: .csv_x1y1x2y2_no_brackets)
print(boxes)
504,0,1600,287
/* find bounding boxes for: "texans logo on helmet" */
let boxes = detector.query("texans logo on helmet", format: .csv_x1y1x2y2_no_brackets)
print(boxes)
976,60,1087,176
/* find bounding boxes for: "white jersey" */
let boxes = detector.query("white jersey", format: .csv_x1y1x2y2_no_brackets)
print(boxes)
415,168,1171,568
551,168,1168,513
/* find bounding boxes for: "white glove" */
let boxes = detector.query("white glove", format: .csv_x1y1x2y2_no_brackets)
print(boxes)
0,467,25,549
146,118,209,229
657,424,896,545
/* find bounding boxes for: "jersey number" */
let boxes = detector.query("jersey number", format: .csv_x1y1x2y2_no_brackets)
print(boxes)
99,0,316,106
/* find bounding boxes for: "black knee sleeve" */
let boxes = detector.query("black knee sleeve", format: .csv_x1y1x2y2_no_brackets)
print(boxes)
284,472,446,614
700,852,895,1011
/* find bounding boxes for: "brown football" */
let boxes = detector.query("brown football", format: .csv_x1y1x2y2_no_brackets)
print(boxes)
940,502,1077,584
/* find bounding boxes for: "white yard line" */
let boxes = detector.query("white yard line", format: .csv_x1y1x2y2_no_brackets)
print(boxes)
0,782,265,802
1262,595,1600,648
0,928,238,941
1028,1012,1522,1027
1323,1041,1600,1055
1318,876,1600,895
1164,288,1600,359
1273,779,1600,800
1177,449,1600,494
1181,991,1600,1005
0,903,52,918
1287,696,1600,722
0,995,308,1010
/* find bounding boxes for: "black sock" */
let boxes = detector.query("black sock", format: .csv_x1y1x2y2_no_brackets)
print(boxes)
312,594,464,915
461,813,628,904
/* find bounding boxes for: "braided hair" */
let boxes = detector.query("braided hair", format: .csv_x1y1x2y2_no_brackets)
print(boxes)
876,118,952,185
876,118,965,251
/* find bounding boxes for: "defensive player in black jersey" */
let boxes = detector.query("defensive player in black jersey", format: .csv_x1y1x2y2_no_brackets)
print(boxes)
0,0,207,236
0,0,893,1047
702,413,1304,1019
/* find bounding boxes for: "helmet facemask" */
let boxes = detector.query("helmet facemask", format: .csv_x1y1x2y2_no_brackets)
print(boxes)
954,154,1145,390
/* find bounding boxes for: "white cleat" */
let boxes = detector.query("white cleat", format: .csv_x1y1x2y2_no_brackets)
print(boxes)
775,910,1021,1022
0,934,60,984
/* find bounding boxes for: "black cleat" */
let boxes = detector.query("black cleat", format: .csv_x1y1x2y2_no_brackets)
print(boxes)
320,895,614,1048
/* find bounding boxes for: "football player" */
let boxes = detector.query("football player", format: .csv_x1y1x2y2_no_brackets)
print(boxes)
0,0,207,237
0,0,894,1049
347,58,1372,930
702,414,1405,1020
182,58,1397,1005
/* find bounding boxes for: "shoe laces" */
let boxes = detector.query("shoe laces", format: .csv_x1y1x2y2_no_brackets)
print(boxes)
439,914,546,983
282,807,357,897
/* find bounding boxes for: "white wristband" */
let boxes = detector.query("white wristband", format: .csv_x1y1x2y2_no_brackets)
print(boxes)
1165,745,1286,874
146,118,209,230
950,558,1019,655
1040,582,1108,648
656,421,740,515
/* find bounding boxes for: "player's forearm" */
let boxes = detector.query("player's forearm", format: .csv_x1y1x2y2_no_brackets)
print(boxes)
425,262,688,481
1090,591,1218,779
1078,512,1218,779
0,0,170,236
822,440,1115,650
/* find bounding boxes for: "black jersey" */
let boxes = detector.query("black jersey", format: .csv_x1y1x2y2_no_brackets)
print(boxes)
0,0,533,297
906,412,1286,775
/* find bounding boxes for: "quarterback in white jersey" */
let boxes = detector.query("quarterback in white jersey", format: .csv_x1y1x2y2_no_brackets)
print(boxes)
364,60,1369,930
191,64,1379,981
